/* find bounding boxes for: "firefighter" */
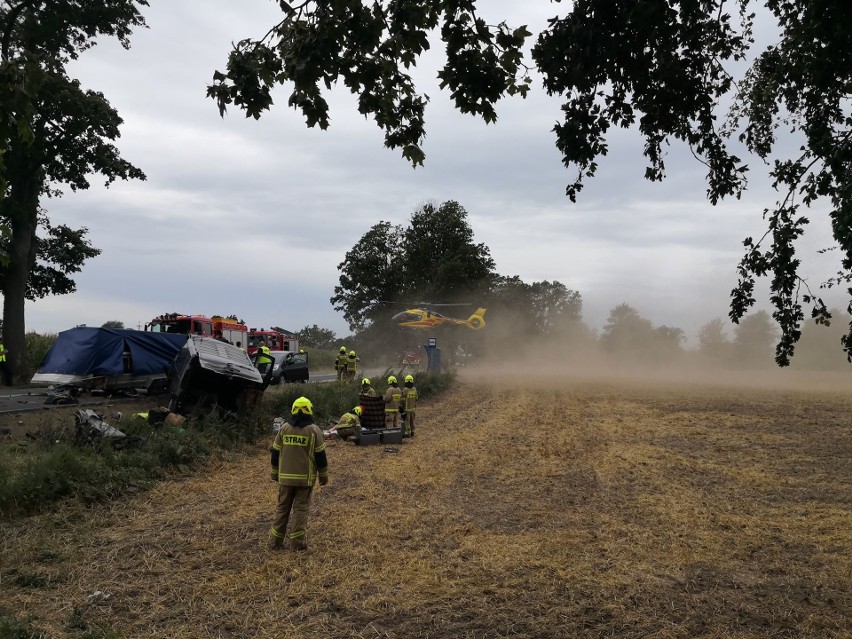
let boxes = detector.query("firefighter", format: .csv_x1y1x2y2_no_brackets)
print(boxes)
335,346,347,381
383,375,402,429
335,406,362,441
255,345,273,375
402,374,418,438
345,350,360,381
268,397,329,551
359,377,377,398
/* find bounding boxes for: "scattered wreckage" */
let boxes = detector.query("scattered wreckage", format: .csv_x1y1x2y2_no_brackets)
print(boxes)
32,328,269,415
74,408,142,449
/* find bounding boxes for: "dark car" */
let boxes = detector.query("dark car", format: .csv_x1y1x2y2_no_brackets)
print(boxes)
269,350,309,384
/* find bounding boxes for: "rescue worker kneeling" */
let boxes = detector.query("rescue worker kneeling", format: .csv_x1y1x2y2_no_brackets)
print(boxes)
383,375,402,429
402,374,418,438
335,406,362,442
268,397,329,551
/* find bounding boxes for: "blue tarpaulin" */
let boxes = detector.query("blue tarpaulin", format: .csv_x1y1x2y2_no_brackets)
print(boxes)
35,328,188,378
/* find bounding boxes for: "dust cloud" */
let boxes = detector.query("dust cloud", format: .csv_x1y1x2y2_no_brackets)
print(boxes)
457,304,852,396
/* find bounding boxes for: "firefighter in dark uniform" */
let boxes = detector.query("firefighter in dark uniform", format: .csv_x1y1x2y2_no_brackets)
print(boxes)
335,406,362,441
359,377,377,398
268,397,329,551
402,374,418,438
335,346,347,381
383,375,402,428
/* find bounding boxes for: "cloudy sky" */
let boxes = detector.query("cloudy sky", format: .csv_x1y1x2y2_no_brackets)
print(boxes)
22,1,844,342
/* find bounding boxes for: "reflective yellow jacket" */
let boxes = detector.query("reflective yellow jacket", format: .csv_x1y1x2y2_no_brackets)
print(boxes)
346,354,359,372
383,384,402,412
403,385,418,412
271,421,327,486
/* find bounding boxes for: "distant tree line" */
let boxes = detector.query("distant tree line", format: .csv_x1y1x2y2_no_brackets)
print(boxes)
331,200,852,372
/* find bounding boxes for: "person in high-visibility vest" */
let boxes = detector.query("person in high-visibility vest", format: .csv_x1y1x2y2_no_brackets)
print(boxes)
0,337,10,386
268,397,329,551
335,346,347,381
255,345,272,375
345,350,360,381
401,374,418,438
383,375,402,428
335,406,362,441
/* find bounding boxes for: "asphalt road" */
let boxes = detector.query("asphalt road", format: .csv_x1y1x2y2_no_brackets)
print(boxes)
309,368,386,384
0,368,387,415
0,387,123,415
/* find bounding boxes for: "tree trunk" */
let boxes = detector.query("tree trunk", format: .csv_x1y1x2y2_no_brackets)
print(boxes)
2,143,42,384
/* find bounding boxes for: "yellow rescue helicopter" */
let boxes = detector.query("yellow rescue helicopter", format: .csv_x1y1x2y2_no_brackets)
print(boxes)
390,306,487,330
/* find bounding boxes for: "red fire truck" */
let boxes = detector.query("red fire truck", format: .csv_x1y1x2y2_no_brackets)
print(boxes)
212,315,249,346
247,327,299,355
147,313,248,347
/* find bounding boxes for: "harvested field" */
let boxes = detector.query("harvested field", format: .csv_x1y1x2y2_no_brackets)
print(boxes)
2,370,851,638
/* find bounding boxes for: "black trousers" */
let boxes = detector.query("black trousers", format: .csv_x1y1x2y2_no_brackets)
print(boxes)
0,361,11,386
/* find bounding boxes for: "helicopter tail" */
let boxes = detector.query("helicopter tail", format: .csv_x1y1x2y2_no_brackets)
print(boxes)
465,308,487,330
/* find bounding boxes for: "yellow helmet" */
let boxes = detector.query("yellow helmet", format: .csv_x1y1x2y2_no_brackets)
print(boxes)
340,346,346,352
387,375,397,384
361,378,371,385
290,397,313,415
353,406,363,416
349,350,356,356
404,374,414,384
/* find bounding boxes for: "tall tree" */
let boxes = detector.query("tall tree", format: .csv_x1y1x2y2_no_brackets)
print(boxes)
600,303,656,356
733,310,778,368
483,276,582,337
0,1,147,381
210,0,852,366
529,280,582,334
331,221,405,332
402,200,495,301
10,211,100,301
299,324,337,350
332,202,496,334
484,275,537,335
653,326,686,356
790,309,852,371
697,317,732,363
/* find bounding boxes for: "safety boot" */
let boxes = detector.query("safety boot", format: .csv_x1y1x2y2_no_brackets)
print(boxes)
268,534,286,551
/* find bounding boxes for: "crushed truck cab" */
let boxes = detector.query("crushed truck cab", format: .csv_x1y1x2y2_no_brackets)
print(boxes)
168,336,266,415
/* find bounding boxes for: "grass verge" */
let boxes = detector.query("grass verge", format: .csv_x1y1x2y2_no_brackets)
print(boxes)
0,370,453,519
